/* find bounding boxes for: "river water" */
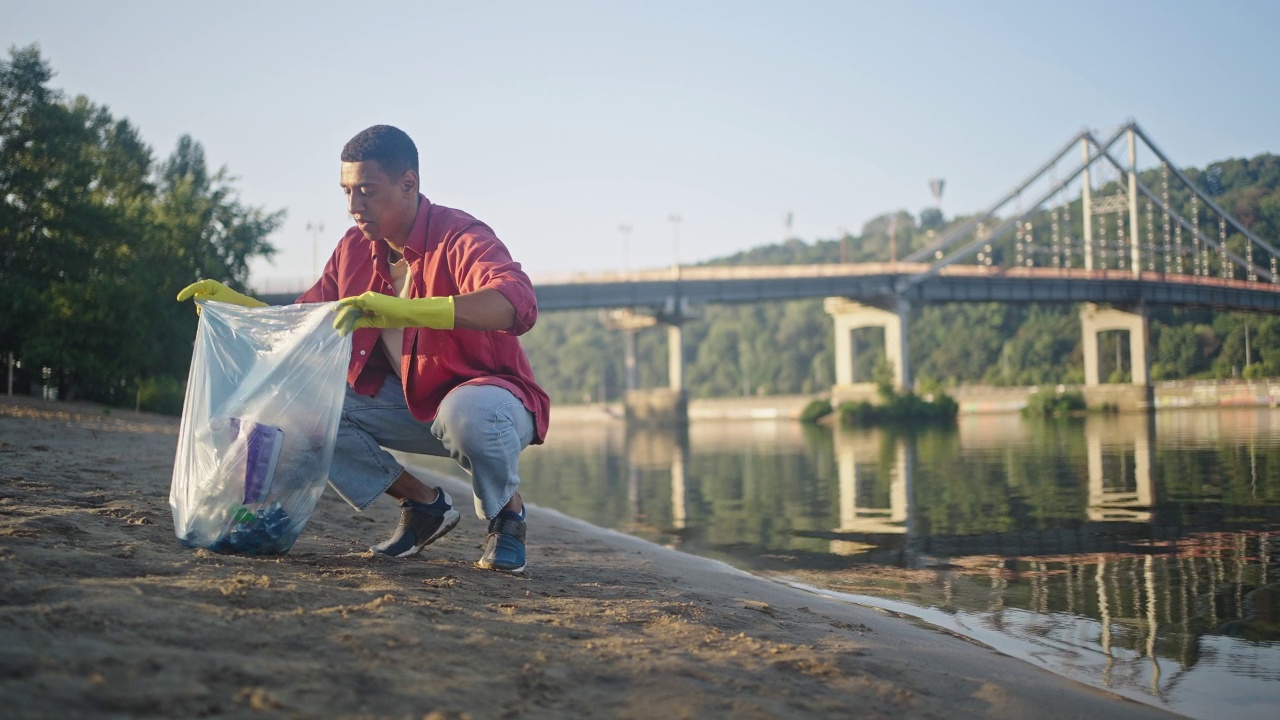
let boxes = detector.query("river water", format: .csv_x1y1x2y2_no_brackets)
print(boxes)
413,407,1280,719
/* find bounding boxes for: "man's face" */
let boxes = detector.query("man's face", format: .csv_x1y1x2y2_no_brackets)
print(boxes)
340,160,418,244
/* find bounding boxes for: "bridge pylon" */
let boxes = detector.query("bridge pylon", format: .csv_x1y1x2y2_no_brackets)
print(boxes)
824,296,912,400
1078,302,1154,411
1079,302,1149,386
603,299,701,426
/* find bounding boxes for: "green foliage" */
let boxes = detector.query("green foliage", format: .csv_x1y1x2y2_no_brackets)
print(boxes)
135,376,186,416
872,358,895,398
836,400,879,426
0,45,281,404
798,399,832,424
837,391,957,427
915,374,951,398
1022,388,1086,417
919,207,945,231
1152,321,1202,379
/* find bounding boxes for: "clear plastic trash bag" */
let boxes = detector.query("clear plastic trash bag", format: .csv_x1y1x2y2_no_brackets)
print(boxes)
170,300,351,555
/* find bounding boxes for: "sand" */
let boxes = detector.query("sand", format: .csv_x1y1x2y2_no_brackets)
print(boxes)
0,395,1179,719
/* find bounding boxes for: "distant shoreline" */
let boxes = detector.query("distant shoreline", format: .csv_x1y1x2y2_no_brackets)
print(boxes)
549,378,1280,424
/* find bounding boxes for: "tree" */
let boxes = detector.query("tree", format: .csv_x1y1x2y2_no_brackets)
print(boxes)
0,44,281,404
919,207,944,232
0,45,63,366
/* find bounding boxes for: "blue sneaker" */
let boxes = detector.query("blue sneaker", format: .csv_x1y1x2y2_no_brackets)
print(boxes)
477,509,526,574
371,491,460,558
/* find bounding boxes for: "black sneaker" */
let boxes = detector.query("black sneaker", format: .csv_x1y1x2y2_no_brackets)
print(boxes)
370,491,461,558
476,509,526,575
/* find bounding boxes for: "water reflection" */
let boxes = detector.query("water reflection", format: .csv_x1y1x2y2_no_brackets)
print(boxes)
415,409,1280,718
832,425,912,546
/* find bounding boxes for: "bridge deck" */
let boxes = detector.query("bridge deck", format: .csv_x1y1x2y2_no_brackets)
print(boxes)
258,263,1280,313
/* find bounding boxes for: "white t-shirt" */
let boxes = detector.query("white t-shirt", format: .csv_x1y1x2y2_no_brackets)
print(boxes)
379,256,412,377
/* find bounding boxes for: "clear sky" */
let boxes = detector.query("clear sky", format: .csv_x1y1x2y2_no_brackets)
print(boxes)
5,1,1278,287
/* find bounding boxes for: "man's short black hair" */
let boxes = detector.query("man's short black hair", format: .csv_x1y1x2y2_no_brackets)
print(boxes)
341,125,419,177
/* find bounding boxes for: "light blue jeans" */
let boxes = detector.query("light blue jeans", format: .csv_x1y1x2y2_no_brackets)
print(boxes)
328,376,535,520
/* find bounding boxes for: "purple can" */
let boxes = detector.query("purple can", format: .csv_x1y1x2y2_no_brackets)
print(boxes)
241,421,285,504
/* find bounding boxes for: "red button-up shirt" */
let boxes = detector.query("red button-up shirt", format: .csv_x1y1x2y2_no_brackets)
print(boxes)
297,195,549,444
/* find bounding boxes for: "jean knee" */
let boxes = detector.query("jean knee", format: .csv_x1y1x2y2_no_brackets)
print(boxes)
433,401,487,452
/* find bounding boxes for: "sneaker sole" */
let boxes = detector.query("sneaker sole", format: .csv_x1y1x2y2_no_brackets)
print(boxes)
476,559,526,575
386,509,461,559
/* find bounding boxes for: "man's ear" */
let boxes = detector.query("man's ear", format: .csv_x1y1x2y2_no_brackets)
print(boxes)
401,170,419,195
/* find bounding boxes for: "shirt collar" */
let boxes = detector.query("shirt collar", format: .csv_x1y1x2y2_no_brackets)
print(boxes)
403,194,431,262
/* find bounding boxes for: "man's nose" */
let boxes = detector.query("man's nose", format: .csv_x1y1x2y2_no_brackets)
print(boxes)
347,193,364,215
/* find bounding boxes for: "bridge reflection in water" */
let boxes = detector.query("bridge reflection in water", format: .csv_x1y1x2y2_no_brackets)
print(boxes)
823,414,1159,553
445,409,1280,718
803,414,1277,714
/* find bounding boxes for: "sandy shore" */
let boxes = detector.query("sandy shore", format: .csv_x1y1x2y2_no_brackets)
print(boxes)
0,396,1179,719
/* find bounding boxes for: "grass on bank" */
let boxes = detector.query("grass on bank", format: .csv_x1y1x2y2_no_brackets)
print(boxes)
800,388,959,428
1020,387,1122,417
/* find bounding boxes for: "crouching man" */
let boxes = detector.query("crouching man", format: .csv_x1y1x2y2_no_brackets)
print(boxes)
179,124,549,574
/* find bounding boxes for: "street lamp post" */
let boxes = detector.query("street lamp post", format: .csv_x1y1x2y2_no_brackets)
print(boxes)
306,221,324,278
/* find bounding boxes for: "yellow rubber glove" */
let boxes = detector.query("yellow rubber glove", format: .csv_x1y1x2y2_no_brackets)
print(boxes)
333,291,455,336
176,279,267,308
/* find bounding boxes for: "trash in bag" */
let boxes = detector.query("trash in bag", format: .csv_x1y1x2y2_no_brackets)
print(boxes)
170,300,351,555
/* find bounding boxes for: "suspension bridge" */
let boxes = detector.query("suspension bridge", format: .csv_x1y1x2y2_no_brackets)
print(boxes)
260,120,1280,415
529,121,1280,312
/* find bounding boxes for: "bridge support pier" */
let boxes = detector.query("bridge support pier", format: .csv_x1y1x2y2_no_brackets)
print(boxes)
605,306,692,427
668,324,684,393
605,309,660,395
824,297,912,395
1080,303,1149,386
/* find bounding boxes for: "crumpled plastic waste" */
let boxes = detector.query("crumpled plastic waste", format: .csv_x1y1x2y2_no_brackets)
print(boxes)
183,502,294,555
170,300,351,556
